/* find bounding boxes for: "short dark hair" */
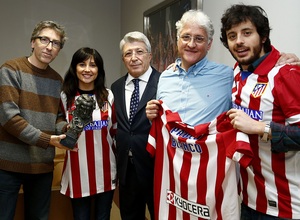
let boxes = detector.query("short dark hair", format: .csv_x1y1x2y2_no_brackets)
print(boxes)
31,20,67,49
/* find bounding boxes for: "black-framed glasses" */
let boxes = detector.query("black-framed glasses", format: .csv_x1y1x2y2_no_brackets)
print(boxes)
123,49,149,59
36,36,62,49
180,35,206,44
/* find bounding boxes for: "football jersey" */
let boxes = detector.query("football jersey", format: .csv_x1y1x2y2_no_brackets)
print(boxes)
232,46,300,218
147,101,253,220
60,90,117,198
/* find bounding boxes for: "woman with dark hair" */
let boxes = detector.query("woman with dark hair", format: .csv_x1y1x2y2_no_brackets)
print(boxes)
60,47,117,220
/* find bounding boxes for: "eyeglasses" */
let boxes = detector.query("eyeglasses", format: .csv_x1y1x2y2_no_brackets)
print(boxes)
179,35,206,44
36,36,62,49
123,49,149,59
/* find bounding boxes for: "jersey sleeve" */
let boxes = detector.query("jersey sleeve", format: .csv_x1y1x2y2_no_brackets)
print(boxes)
223,128,253,168
273,66,300,125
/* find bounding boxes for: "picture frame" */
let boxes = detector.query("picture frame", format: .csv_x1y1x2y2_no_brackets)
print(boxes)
143,0,203,72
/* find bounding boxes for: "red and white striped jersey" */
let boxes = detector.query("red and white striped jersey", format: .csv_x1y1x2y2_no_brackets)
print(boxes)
147,101,252,220
232,46,300,219
60,90,117,198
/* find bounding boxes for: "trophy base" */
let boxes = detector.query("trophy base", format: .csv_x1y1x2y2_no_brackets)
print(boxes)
60,135,78,149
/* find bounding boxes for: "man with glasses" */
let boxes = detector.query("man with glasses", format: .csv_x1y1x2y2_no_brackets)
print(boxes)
0,20,69,220
111,31,160,220
146,10,235,220
147,10,233,125
145,10,299,219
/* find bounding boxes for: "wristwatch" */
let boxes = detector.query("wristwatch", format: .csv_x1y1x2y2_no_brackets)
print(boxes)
261,124,271,142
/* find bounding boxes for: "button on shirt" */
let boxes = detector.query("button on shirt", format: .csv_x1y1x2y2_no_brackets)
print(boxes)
156,56,233,126
125,66,152,119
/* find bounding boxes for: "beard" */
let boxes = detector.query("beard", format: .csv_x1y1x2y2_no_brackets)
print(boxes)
231,43,264,68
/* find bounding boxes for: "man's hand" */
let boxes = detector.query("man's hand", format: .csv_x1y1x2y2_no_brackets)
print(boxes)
166,63,177,71
145,99,161,121
227,108,265,135
50,134,78,151
276,52,300,66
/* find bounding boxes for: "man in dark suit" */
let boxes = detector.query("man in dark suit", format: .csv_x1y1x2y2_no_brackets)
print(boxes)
111,31,160,220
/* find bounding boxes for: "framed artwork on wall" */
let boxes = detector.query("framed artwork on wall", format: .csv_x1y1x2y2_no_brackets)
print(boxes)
143,0,202,72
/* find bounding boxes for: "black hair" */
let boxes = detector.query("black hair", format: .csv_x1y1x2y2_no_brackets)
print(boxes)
62,47,108,108
220,4,271,52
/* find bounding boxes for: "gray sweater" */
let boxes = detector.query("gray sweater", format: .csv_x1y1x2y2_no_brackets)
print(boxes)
0,57,66,174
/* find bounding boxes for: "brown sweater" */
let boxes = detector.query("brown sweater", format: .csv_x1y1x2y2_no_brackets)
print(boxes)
0,57,65,174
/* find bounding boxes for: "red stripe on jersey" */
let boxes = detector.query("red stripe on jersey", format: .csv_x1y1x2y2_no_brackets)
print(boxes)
168,138,177,220
196,137,209,207
66,108,82,198
101,120,112,192
272,153,292,218
249,136,267,211
179,140,191,220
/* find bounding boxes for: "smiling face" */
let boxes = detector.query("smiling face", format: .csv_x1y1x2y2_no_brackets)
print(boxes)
226,20,266,70
177,23,212,71
76,56,98,91
29,28,62,69
122,41,152,78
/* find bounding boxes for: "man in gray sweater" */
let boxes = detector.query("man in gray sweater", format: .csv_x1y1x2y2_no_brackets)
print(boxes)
0,20,69,220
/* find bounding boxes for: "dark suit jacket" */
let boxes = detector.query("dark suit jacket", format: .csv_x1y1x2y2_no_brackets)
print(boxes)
111,67,160,187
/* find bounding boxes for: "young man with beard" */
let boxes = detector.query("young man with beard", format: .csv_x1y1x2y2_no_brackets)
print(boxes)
221,4,300,219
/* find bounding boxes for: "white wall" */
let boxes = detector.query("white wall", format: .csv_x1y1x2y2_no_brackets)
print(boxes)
120,0,164,73
203,0,300,67
120,0,164,36
0,0,121,87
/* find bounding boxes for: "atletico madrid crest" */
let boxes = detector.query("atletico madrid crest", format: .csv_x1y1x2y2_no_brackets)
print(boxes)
251,83,268,98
